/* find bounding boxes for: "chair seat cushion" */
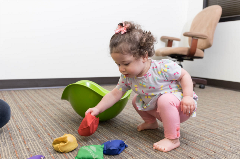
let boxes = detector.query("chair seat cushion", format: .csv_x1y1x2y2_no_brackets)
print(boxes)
155,47,204,58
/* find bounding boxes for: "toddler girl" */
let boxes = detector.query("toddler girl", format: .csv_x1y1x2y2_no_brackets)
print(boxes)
85,21,198,152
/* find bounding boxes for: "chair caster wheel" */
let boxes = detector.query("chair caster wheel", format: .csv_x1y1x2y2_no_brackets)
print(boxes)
199,84,205,89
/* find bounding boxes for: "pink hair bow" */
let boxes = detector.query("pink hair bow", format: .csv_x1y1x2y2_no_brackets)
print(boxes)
115,22,128,34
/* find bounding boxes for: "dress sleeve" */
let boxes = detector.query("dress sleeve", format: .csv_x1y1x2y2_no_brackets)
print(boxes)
115,74,131,92
159,59,181,81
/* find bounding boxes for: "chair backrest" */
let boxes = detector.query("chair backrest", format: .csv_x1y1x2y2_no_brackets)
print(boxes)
189,5,222,50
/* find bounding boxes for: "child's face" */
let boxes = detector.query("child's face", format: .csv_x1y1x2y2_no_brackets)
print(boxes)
111,52,149,78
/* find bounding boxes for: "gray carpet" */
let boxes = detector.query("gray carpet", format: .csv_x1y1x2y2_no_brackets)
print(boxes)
0,85,240,159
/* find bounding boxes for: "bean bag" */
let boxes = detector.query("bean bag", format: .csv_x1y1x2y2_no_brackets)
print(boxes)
52,134,78,153
78,113,99,136
102,140,128,155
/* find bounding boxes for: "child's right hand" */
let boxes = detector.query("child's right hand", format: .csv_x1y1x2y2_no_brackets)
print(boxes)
85,107,100,117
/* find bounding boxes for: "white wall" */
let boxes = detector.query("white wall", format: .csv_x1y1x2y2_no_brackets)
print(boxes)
178,0,203,47
182,1,240,83
0,0,189,80
183,21,240,83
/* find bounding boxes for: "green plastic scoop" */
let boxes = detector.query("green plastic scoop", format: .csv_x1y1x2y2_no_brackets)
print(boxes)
61,80,132,121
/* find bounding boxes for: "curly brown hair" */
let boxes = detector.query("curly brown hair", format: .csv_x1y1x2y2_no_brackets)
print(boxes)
109,21,156,59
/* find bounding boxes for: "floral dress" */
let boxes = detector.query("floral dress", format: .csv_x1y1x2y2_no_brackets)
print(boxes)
116,59,198,117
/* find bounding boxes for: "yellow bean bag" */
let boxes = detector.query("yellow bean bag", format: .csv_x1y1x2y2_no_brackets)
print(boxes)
52,134,78,153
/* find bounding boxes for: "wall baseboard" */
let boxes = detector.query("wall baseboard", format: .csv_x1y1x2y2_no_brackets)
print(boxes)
192,77,240,91
0,77,239,91
0,77,119,90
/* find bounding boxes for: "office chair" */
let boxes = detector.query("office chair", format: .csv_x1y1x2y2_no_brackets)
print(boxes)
155,5,222,89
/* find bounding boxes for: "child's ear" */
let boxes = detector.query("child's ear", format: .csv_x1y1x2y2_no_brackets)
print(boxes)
143,52,148,62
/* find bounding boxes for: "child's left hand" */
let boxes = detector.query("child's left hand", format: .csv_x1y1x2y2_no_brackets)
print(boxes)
180,96,196,116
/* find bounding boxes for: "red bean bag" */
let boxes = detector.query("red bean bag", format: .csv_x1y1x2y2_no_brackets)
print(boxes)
78,113,99,136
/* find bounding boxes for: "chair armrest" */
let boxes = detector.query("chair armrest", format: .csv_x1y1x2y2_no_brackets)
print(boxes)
161,36,180,47
183,32,208,57
183,32,208,39
161,36,181,41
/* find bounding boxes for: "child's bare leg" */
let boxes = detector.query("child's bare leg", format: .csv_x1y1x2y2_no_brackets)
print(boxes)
132,94,159,131
153,94,189,152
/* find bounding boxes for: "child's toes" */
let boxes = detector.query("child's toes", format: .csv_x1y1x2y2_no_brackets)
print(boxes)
153,145,162,151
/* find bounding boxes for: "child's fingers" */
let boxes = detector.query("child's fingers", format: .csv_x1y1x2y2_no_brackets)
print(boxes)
180,102,183,111
184,105,191,116
85,108,92,116
183,105,187,115
188,103,196,116
189,106,193,116
182,104,187,114
186,106,190,115
191,103,196,114
190,105,194,115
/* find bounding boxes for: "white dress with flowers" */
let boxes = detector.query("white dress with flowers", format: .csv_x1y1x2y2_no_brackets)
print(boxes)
116,59,198,117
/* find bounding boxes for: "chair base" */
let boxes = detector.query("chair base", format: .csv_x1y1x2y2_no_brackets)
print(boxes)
192,77,207,89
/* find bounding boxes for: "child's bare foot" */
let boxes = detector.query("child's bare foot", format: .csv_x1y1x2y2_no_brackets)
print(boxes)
153,138,180,152
137,121,158,131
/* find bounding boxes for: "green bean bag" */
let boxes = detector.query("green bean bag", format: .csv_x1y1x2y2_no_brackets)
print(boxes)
61,80,132,121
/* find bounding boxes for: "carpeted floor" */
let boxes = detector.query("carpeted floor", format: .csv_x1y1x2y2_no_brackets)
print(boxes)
0,85,240,159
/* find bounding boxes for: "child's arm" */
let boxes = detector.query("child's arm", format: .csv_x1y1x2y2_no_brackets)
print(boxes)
85,88,126,116
177,68,196,116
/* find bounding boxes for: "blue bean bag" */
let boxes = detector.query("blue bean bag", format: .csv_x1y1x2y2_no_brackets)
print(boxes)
102,140,128,155
0,99,11,128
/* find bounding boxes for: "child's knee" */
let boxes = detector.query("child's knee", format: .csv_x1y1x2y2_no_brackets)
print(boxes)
157,94,180,109
158,94,174,105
